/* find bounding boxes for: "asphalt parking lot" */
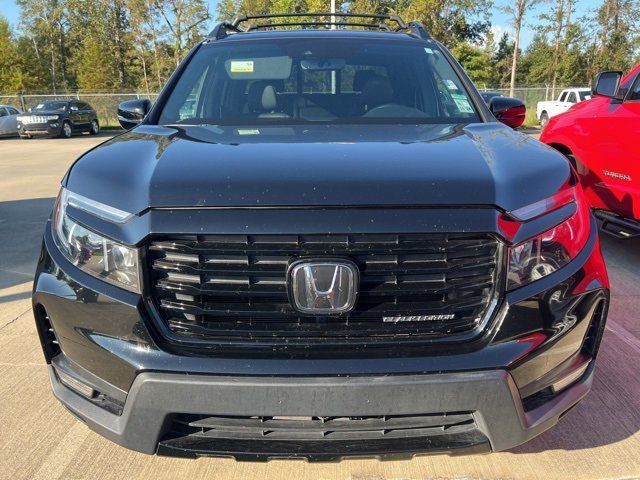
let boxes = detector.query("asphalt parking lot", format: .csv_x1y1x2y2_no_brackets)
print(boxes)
1,133,639,480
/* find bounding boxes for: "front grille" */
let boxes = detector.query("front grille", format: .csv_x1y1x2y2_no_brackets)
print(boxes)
148,233,500,350
21,115,49,124
24,124,50,132
159,411,489,460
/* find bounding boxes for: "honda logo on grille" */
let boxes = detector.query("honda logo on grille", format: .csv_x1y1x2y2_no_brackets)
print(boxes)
288,260,359,314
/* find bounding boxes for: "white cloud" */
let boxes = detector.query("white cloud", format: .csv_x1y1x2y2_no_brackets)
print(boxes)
490,24,513,42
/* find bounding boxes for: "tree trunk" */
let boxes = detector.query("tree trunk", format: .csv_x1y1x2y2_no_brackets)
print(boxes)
113,1,127,88
551,0,564,99
57,20,67,90
141,53,150,95
174,3,183,67
600,0,611,51
509,21,521,97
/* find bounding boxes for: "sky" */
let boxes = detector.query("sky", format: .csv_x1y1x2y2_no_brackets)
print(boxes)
0,0,596,51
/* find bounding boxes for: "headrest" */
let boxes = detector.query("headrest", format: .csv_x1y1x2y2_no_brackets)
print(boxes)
247,81,278,112
360,75,393,109
261,85,277,110
353,70,376,92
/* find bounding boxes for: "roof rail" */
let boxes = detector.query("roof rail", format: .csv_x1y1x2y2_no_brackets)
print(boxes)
207,21,245,40
208,13,431,40
407,22,431,40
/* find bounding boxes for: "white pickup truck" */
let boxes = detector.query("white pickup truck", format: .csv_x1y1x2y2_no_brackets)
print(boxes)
536,88,592,127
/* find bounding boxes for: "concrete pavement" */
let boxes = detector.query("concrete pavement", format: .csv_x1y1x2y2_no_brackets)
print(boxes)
1,133,639,480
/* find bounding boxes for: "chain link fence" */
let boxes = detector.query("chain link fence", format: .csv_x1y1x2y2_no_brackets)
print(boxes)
1,85,589,128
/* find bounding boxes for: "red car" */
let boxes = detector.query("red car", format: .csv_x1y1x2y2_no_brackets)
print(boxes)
541,64,640,238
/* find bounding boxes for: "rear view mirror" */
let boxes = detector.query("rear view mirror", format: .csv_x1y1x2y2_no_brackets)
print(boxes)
117,99,152,130
300,59,346,71
592,71,622,98
489,96,526,129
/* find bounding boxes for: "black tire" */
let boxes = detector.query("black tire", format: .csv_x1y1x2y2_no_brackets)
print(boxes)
60,121,72,138
89,119,99,135
540,112,549,128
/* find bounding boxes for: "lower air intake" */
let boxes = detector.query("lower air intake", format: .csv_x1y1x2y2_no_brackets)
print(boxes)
158,412,489,460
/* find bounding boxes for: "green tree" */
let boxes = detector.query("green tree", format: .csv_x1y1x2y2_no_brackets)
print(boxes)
501,0,545,96
489,32,514,86
216,0,240,21
154,0,210,66
402,0,492,47
452,42,493,86
16,0,70,92
0,17,23,91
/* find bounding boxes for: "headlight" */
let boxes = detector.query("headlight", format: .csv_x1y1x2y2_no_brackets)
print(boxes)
506,186,590,290
52,188,140,292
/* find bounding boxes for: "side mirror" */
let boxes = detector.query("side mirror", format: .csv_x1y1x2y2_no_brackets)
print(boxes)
489,96,526,129
592,71,622,98
117,99,151,130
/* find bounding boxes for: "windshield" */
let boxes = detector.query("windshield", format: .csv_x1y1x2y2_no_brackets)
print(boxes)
33,101,68,112
578,91,592,101
158,37,481,126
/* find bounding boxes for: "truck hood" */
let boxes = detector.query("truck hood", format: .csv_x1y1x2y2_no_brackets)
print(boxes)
65,123,569,214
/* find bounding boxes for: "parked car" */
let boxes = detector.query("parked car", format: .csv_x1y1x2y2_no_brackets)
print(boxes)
17,100,99,138
536,88,592,127
0,104,22,137
541,64,640,238
33,13,608,460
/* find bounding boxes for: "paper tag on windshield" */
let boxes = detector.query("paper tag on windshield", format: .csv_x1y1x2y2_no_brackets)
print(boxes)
451,94,474,113
445,79,459,90
230,61,254,73
237,129,260,135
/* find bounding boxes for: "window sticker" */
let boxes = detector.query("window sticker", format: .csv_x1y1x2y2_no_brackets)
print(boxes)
230,60,254,73
237,129,260,135
424,47,434,54
445,79,459,90
451,93,474,113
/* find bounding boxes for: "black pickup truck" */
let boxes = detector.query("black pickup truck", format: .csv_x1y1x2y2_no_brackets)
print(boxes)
33,13,609,460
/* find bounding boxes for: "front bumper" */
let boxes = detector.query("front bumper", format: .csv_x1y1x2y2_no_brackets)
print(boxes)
33,208,609,459
19,123,62,136
49,362,594,460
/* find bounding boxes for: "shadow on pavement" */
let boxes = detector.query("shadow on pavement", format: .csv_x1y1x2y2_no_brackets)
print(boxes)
0,197,55,292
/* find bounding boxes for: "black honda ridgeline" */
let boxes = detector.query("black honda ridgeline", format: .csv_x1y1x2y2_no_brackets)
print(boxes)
33,14,610,460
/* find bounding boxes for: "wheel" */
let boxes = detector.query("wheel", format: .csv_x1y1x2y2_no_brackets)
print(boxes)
89,119,99,135
540,112,549,128
60,121,72,138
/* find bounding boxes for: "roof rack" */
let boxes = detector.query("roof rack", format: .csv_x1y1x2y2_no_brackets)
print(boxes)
208,13,431,40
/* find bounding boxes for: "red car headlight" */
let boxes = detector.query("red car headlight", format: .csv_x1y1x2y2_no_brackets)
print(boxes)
506,186,590,290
